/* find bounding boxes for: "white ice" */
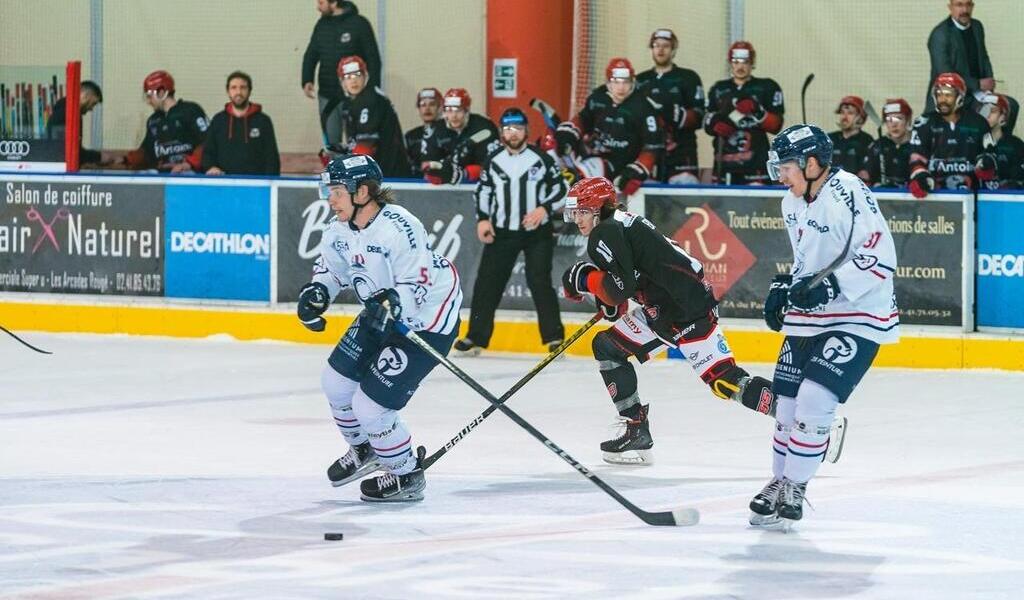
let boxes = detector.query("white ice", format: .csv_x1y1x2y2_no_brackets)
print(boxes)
2,331,1023,599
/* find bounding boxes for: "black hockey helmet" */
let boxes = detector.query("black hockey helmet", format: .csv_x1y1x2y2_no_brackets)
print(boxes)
499,107,528,128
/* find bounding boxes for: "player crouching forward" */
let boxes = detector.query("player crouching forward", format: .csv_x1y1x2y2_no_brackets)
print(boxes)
297,154,462,502
753,125,899,529
561,177,797,465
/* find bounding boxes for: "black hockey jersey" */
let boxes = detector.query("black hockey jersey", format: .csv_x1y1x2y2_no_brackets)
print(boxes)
574,86,663,177
404,119,443,178
909,110,992,190
587,210,717,334
828,130,873,176
983,134,1024,190
427,113,501,177
860,136,914,187
128,99,208,172
635,65,705,156
345,87,411,178
704,76,784,175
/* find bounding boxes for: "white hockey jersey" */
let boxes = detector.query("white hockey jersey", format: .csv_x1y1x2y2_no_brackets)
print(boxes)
781,168,900,344
312,203,463,335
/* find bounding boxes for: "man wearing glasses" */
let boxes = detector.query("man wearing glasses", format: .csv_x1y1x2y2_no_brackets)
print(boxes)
454,107,567,356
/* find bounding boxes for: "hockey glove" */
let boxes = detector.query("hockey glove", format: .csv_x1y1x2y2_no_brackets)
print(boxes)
908,169,934,199
297,282,331,332
974,153,997,183
762,274,792,332
562,261,599,300
554,122,582,157
788,273,840,312
708,113,737,138
734,97,763,117
597,299,628,322
362,288,403,334
422,160,456,185
616,162,648,196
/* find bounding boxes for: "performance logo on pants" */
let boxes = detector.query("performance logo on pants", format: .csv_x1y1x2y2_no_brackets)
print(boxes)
821,336,858,364
376,347,408,377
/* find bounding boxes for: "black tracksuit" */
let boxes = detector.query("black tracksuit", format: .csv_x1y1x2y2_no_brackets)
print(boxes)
301,2,382,98
828,130,874,177
201,103,281,176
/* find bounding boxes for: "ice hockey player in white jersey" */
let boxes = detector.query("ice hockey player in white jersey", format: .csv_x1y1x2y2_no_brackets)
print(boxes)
296,154,462,502
753,124,899,528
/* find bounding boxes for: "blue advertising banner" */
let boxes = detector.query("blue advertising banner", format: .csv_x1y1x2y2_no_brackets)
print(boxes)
164,184,270,301
977,198,1024,328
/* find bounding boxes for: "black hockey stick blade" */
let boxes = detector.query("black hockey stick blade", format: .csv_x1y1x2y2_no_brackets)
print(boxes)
396,322,698,527
418,313,602,471
0,324,53,354
529,97,563,131
800,73,814,123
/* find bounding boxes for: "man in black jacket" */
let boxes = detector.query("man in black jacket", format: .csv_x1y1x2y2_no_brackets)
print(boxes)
47,81,104,165
925,0,995,113
333,56,410,177
405,87,442,178
302,0,382,142
202,72,281,176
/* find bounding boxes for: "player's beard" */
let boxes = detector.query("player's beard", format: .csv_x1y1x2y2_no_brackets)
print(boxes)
504,137,526,151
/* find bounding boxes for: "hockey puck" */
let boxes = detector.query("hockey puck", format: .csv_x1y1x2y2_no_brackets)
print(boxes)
324,532,344,541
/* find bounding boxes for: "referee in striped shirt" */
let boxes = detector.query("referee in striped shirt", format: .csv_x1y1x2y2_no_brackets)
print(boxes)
454,107,568,355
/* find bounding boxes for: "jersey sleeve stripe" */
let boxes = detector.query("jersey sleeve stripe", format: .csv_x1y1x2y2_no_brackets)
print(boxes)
426,263,460,332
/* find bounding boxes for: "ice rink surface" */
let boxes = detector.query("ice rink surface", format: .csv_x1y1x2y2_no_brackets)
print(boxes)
2,332,1023,599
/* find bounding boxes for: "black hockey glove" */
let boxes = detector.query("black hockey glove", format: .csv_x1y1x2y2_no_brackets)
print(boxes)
763,274,792,332
597,299,628,322
788,273,840,312
616,162,648,196
423,160,457,185
362,288,403,334
562,261,598,300
909,169,934,199
297,282,330,332
554,122,581,157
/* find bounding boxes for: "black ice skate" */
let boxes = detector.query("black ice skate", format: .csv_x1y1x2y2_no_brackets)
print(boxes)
600,404,653,465
777,478,808,529
748,478,785,528
360,463,426,503
327,441,381,488
453,337,482,357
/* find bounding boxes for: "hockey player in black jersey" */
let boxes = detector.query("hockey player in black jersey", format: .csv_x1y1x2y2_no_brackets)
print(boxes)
635,29,705,184
123,70,208,173
421,88,500,185
405,87,442,178
704,41,784,185
908,72,995,198
555,57,662,196
333,56,410,178
560,177,845,465
977,93,1024,189
828,95,873,178
859,98,914,187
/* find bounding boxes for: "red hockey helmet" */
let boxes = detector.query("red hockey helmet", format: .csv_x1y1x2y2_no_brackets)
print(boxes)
835,95,867,122
416,87,441,107
337,56,368,78
605,57,635,82
143,70,175,94
649,28,678,50
564,177,618,223
977,92,1010,124
443,88,471,111
728,41,756,64
882,98,913,120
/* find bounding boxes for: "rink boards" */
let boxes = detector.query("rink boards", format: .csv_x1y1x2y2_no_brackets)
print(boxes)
1,172,1022,370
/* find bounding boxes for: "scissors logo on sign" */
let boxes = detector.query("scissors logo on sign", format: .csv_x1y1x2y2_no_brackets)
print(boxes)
26,207,70,253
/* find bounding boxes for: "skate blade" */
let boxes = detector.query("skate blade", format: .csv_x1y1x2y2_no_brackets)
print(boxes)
825,416,848,464
454,347,482,357
748,512,785,529
602,449,653,466
360,489,425,503
330,460,382,488
780,517,799,532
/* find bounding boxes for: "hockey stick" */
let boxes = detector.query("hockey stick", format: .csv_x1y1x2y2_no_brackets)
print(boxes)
529,97,563,132
0,324,53,354
800,73,815,124
417,312,602,470
808,188,856,289
395,322,699,527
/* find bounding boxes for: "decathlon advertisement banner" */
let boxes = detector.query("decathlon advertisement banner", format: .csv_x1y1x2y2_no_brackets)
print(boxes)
163,184,270,301
0,179,164,295
976,197,1024,329
643,189,965,326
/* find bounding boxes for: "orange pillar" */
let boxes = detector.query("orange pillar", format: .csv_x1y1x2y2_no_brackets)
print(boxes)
486,0,573,133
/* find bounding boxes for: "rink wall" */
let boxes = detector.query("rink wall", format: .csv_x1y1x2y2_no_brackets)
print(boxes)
1,172,1022,370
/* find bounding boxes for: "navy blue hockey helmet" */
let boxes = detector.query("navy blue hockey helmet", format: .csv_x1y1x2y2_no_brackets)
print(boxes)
499,107,528,128
319,154,383,198
766,124,833,182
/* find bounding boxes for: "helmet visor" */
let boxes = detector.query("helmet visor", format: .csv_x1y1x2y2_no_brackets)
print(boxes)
766,150,784,182
562,196,595,223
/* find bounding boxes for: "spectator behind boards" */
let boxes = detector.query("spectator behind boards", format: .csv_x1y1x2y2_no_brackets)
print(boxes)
47,80,104,166
202,71,280,176
925,0,994,113
122,70,208,174
302,0,382,144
